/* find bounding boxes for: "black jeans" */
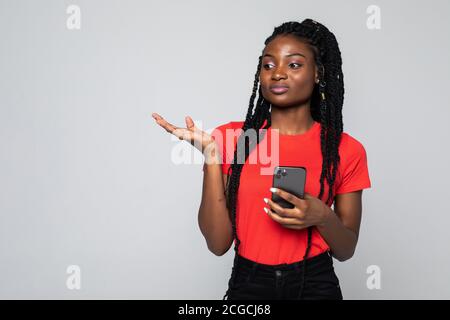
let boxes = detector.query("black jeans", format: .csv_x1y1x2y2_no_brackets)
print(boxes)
223,251,343,300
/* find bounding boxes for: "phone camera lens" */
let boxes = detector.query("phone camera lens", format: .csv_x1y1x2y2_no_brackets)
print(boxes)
282,169,287,176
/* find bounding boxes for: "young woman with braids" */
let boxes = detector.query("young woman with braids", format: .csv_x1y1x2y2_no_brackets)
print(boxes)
152,19,371,300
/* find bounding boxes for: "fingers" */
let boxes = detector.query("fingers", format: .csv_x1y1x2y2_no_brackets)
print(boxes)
263,206,306,228
152,113,213,151
303,192,313,200
263,188,307,229
185,116,196,131
152,113,198,134
281,224,307,230
263,197,302,219
151,113,179,134
151,112,193,142
270,187,303,208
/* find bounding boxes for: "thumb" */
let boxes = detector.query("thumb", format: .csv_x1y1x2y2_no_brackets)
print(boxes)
185,116,196,130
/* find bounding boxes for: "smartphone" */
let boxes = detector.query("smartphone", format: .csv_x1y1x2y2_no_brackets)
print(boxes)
271,166,307,209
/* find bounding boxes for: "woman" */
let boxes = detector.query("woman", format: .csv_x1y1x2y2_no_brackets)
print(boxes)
152,19,371,300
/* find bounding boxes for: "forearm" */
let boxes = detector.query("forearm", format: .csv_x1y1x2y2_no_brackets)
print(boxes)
316,206,358,262
198,153,232,256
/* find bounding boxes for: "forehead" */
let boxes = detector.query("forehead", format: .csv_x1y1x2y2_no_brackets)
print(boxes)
263,34,312,58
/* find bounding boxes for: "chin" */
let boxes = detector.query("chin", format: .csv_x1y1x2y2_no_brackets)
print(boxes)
270,98,298,109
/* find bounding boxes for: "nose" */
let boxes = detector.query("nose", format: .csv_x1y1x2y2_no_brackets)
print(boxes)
271,67,287,80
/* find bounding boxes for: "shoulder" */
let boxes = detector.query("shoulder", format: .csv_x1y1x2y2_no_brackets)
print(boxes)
211,121,245,141
335,130,372,193
213,121,245,132
338,131,368,163
210,121,245,150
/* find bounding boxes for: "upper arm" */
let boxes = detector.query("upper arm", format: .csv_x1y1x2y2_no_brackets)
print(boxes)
334,190,363,239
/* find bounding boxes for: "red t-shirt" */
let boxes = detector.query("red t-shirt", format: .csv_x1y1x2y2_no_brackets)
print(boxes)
205,119,371,265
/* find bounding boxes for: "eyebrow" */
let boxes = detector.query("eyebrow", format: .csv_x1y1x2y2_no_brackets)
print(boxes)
263,53,306,58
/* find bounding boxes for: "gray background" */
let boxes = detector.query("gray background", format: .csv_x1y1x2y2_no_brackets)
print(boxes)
1,0,449,299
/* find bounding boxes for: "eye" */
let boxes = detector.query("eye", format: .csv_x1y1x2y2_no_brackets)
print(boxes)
290,63,303,68
262,63,303,70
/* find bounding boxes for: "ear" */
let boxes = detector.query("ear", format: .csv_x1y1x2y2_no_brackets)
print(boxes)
314,65,319,84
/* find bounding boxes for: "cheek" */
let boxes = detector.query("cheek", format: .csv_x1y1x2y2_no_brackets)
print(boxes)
261,85,269,97
259,73,269,87
291,74,315,95
259,75,270,95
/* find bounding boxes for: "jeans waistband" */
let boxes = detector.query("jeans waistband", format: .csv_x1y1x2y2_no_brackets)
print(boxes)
235,250,332,272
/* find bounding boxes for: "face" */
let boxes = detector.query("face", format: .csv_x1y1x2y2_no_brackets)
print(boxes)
260,34,318,108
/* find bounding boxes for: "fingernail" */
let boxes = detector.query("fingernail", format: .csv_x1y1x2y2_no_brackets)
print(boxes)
263,198,268,204
263,207,269,214
270,187,277,193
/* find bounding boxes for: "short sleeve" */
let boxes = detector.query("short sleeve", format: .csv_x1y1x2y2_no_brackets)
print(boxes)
202,122,235,175
335,138,372,194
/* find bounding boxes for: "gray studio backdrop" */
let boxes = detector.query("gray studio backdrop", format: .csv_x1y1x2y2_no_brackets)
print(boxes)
1,0,449,299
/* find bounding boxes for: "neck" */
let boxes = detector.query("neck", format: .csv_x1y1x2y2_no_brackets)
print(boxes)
270,103,315,135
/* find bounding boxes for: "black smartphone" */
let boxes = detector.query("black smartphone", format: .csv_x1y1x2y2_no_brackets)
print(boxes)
271,166,307,209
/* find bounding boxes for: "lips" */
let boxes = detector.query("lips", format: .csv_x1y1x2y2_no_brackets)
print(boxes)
269,85,289,94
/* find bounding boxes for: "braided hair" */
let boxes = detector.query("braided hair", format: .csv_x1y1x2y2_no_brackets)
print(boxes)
222,19,344,300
